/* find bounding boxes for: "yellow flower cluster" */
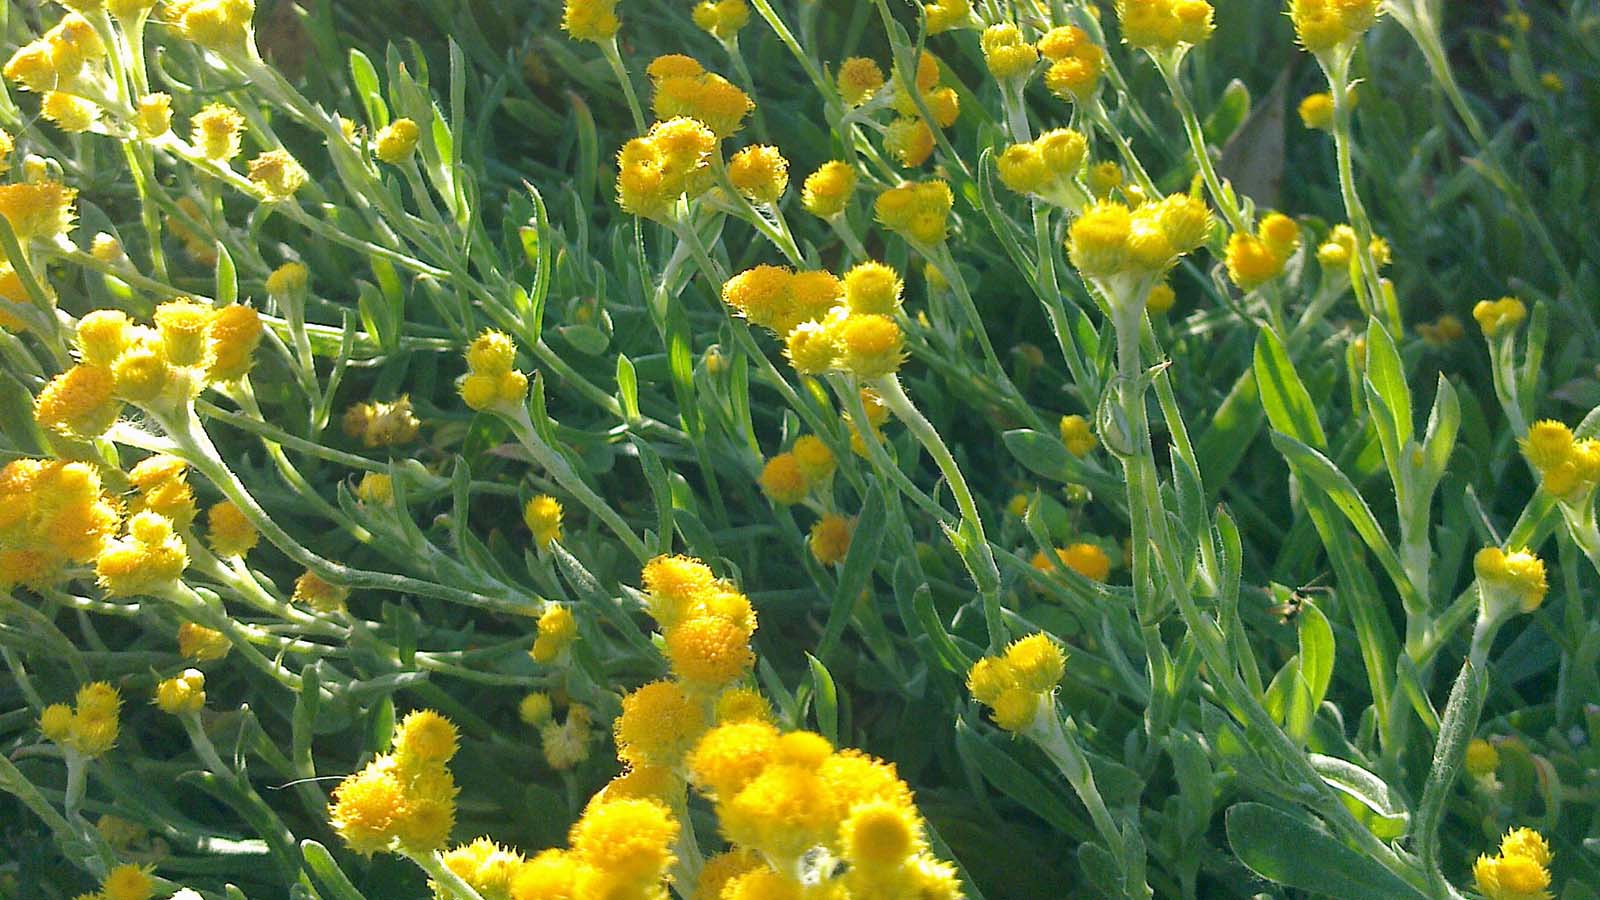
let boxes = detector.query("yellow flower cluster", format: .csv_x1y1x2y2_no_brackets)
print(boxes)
39,682,122,757
128,455,196,530
649,55,754,139
95,510,188,597
179,622,232,661
1117,0,1215,53
1473,296,1528,339
1067,194,1213,287
802,160,857,220
36,301,263,436
523,495,564,548
329,709,461,855
874,179,954,246
246,149,309,200
1313,223,1387,272
836,57,886,107
374,118,421,165
206,500,259,557
342,396,422,447
924,0,972,34
169,0,258,52
616,115,717,221
1298,92,1335,130
0,179,78,242
981,24,1038,81
1039,26,1106,101
997,129,1089,207
1416,313,1464,347
693,0,749,41
0,459,119,590
154,668,207,715
293,570,349,612
1058,414,1097,457
867,51,958,168
459,329,530,412
639,553,757,689
1474,546,1548,617
810,513,854,566
967,633,1067,732
1032,543,1112,583
501,795,678,900
1289,0,1383,56
688,723,961,896
727,144,788,204
355,472,393,505
1521,419,1600,505
3,13,112,133
1225,213,1300,291
1473,827,1553,900
562,0,621,43
532,604,578,664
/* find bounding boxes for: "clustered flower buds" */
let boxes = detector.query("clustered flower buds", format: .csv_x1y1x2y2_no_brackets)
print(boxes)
1225,212,1301,291
1473,827,1553,900
329,709,462,855
967,633,1067,732
39,681,122,757
997,129,1090,207
459,329,529,412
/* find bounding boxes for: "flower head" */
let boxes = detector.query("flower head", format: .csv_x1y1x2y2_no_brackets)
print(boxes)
802,161,856,219
874,179,954,245
562,0,620,43
524,495,564,548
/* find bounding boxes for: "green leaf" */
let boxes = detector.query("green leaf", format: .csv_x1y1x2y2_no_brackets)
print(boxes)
301,840,369,900
1297,600,1334,712
818,484,886,661
1254,330,1326,449
1225,803,1424,899
1309,754,1410,840
557,323,609,356
955,718,1086,837
1421,375,1460,490
806,653,839,744
1364,318,1413,450
1202,79,1251,146
348,48,388,130
1414,660,1487,892
215,242,237,308
616,354,639,423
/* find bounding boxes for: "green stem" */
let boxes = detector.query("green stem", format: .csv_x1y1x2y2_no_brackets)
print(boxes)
601,39,647,134
1157,56,1247,235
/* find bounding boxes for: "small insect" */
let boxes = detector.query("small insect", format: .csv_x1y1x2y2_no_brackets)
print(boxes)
1267,577,1332,624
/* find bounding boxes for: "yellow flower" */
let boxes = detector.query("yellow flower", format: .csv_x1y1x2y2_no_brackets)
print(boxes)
1289,0,1382,56
523,495,563,548
1474,850,1552,900
1225,232,1282,291
206,303,263,381
532,604,578,664
40,703,75,742
666,614,755,685
616,117,717,220
569,796,679,884
1474,296,1527,339
1500,827,1552,867
518,692,553,725
42,91,99,133
792,435,836,483
562,0,620,43
727,144,788,204
1039,26,1104,101
154,668,206,715
1059,414,1097,456
460,330,529,411
836,58,885,106
874,179,954,245
1003,633,1066,693
652,68,753,138
206,500,258,557
179,622,232,661
0,180,78,241
438,837,527,900
923,0,971,33
801,160,856,219
615,679,708,768
1298,92,1335,130
693,0,749,40
696,849,766,900
354,472,393,504
510,849,586,899
173,0,258,51
1464,737,1499,777
3,41,57,94
154,297,215,367
1147,281,1176,315
884,117,935,168
95,511,187,596
809,514,853,566
394,709,460,765
837,314,904,378
100,863,155,900
247,149,309,200
329,759,407,855
374,118,420,164
192,103,246,161
293,570,349,612
1474,546,1548,615
840,798,924,870
715,686,773,724
760,452,809,505
981,24,1038,80
265,261,309,296
1067,201,1133,276
35,364,121,437
1117,0,1215,52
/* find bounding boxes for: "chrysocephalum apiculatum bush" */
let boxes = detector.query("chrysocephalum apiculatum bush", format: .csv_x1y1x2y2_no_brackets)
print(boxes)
0,0,1596,896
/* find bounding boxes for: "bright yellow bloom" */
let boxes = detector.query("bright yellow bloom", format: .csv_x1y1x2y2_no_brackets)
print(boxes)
840,798,924,869
518,692,553,725
874,179,954,245
35,364,121,437
172,0,257,51
523,495,563,548
1465,738,1499,777
1039,26,1104,101
1474,546,1548,615
727,144,788,204
569,796,679,883
265,261,309,296
0,180,77,241
616,117,717,221
1147,281,1176,314
1289,0,1382,56
1298,92,1335,130
293,570,349,612
1500,827,1552,867
652,68,753,138
206,500,258,557
696,848,766,900
715,686,773,724
154,668,206,715
354,472,393,504
374,118,420,165
206,303,263,381
247,149,309,200
179,622,232,661
792,434,836,482
100,863,155,900
1117,0,1215,52
923,0,970,33
394,709,460,765
1059,414,1097,456
1474,850,1552,900
615,679,708,768
802,160,856,219
1004,633,1066,692
532,604,578,664
884,117,935,168
666,614,755,685
561,0,619,42
837,57,885,106
693,0,749,40
42,92,98,133
760,452,809,505
192,103,246,161
438,837,526,900
981,24,1038,80
1474,296,1527,339
95,511,187,596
